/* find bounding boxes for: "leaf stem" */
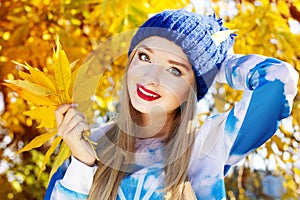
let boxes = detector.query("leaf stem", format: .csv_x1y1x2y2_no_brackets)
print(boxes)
82,131,100,161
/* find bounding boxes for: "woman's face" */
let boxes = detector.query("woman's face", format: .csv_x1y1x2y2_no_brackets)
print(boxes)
127,36,195,116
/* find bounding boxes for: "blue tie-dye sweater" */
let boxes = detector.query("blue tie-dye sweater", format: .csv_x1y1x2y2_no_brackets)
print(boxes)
45,54,298,200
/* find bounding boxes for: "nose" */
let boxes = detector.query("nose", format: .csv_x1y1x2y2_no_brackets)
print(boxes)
143,64,161,86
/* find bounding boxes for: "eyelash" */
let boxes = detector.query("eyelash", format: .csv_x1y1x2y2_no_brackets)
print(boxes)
138,52,151,63
137,51,182,77
168,67,182,77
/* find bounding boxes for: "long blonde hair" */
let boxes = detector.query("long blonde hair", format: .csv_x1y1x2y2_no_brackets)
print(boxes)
88,55,198,200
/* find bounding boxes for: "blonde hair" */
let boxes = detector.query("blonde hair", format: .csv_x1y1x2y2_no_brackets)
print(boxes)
88,53,198,200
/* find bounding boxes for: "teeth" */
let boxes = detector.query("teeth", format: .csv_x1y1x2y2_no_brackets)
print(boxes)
139,87,158,98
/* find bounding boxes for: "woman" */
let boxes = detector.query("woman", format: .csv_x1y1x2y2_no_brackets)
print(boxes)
46,9,298,200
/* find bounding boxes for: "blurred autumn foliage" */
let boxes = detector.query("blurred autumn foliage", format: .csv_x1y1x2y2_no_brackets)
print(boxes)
0,0,300,199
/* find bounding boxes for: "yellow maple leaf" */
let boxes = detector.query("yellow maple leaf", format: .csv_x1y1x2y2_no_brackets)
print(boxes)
12,60,57,93
38,136,62,179
23,106,56,128
4,35,101,184
53,35,72,103
4,79,53,96
2,82,58,106
48,141,71,185
4,35,80,183
17,132,57,154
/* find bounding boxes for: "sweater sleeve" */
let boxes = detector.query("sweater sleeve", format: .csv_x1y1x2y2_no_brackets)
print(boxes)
215,54,298,174
49,156,98,200
46,124,114,199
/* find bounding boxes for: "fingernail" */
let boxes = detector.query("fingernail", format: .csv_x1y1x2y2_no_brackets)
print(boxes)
71,103,79,108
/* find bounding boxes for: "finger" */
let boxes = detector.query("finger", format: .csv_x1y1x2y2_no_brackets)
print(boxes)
62,121,90,141
59,113,87,137
63,122,96,165
55,104,78,119
55,104,73,128
63,108,86,127
60,113,89,136
56,105,82,136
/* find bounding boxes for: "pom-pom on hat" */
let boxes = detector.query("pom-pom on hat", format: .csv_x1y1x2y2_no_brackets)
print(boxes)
128,9,236,101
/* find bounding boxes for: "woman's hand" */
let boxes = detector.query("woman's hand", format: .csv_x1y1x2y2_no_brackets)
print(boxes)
55,104,96,166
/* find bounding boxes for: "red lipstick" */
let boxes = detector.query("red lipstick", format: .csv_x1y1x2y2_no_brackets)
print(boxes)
137,84,161,101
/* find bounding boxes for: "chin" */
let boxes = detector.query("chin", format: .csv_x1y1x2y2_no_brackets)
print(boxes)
131,102,152,114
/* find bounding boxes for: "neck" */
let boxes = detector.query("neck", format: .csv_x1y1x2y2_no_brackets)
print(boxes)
137,110,177,139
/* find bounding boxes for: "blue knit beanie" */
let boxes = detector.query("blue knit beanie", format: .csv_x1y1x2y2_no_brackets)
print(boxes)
128,9,235,101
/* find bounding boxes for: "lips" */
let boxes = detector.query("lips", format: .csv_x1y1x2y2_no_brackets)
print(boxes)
137,84,161,101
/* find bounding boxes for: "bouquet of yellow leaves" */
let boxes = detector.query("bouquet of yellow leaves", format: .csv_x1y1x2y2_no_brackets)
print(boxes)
4,35,97,183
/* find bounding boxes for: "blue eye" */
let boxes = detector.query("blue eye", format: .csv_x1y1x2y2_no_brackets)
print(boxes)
168,67,182,76
138,52,151,63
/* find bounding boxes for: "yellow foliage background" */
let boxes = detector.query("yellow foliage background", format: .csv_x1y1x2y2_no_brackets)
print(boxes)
0,0,300,199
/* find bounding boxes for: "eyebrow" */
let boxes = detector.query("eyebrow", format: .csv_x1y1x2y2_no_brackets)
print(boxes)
168,60,190,71
138,44,190,71
138,44,154,53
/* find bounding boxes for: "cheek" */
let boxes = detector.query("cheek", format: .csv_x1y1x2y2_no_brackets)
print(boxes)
165,79,192,102
126,72,134,94
127,62,145,78
126,63,139,83
127,56,142,72
176,87,191,103
126,66,143,96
